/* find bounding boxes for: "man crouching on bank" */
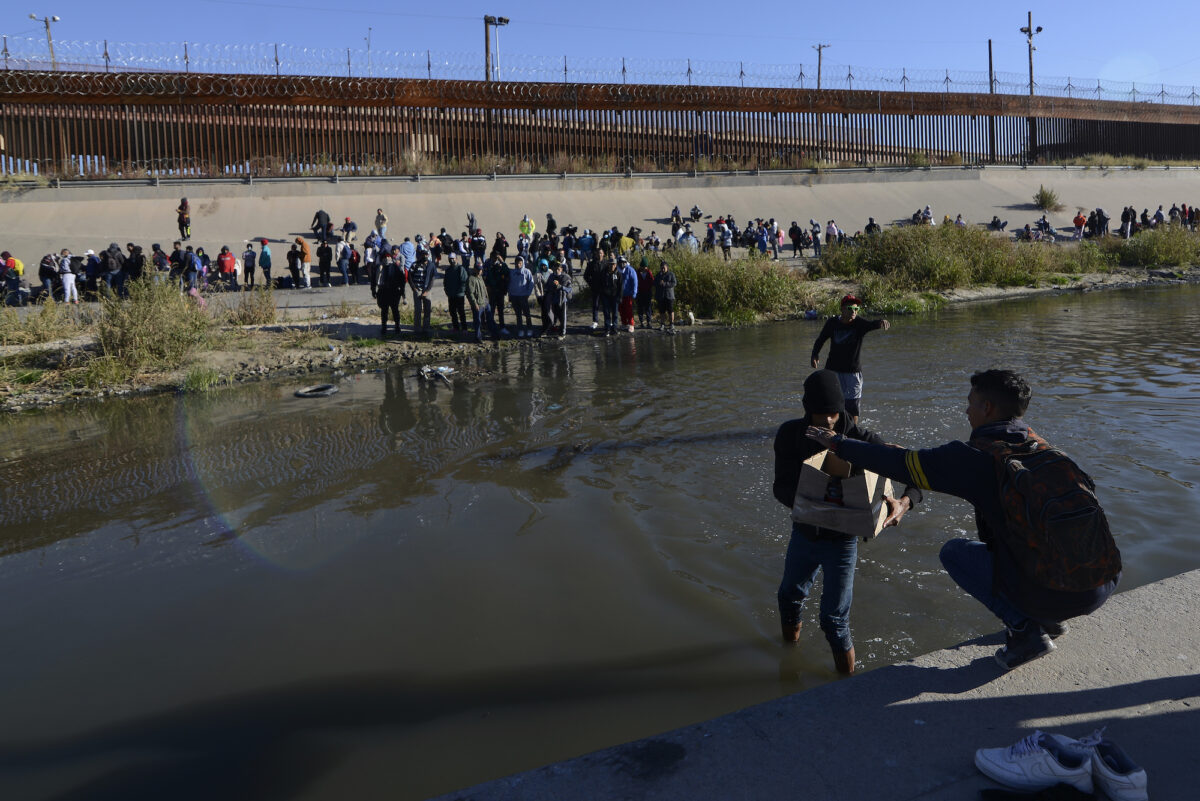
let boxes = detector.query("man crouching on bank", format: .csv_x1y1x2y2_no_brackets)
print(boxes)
774,370,922,675
805,369,1122,670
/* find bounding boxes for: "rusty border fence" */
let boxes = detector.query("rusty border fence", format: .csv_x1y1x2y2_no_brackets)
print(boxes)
3,69,1200,179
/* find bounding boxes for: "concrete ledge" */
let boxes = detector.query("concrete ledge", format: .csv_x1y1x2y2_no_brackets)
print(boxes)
431,570,1200,801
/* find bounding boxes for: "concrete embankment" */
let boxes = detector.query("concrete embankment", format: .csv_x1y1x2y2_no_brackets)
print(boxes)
430,569,1199,801
6,166,1200,266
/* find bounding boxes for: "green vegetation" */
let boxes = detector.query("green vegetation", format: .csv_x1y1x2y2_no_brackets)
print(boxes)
1098,225,1200,266
1033,184,1064,212
0,299,91,346
182,366,225,393
97,279,212,376
665,250,817,324
814,225,1116,296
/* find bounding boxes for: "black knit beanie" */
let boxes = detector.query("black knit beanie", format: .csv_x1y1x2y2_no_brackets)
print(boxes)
802,370,846,417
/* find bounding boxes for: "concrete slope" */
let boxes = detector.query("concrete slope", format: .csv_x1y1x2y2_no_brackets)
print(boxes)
428,568,1200,801
5,167,1200,266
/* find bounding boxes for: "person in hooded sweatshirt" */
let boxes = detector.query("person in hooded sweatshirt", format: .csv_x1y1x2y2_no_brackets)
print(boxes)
773,370,921,676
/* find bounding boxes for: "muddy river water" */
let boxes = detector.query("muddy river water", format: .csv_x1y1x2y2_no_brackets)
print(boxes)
1,285,1197,800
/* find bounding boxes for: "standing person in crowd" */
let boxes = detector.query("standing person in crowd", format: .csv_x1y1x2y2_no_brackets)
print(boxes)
125,243,145,287
775,370,920,675
804,369,1121,670
316,238,333,287
519,214,536,238
599,257,622,337
258,239,272,287
466,261,489,343
491,231,509,262
635,257,655,329
545,212,557,237
294,237,312,289
483,253,510,338
810,220,822,258
720,221,734,261
217,245,238,291
810,294,891,422
151,244,169,277
654,259,677,332
545,260,572,339
335,237,351,286
58,248,78,304
286,243,302,289
455,232,471,267
363,231,380,296
242,242,257,289
181,246,200,292
176,198,191,241
470,229,488,268
507,255,534,338
443,246,469,334
584,250,604,330
408,247,435,335
532,252,551,334
37,253,58,298
374,208,388,240
376,249,406,338
102,243,125,298
618,256,637,333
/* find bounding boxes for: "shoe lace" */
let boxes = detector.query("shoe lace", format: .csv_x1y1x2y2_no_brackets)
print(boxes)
1075,726,1107,748
1008,731,1047,758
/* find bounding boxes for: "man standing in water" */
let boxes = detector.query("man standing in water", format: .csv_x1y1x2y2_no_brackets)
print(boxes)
810,294,890,421
774,370,920,675
805,369,1121,670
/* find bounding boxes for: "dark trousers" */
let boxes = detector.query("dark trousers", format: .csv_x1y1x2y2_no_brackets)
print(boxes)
448,296,467,329
487,287,507,328
380,300,401,332
636,295,653,326
412,288,431,331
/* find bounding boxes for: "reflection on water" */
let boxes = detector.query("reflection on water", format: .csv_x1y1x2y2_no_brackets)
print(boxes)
0,285,1198,800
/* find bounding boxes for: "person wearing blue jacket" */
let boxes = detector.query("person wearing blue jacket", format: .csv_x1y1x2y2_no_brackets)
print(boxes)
805,369,1121,670
618,256,638,333
507,255,534,338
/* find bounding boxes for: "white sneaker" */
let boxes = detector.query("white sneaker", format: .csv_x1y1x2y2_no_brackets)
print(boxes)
591,321,599,330
627,324,635,333
1072,729,1148,801
974,731,1093,794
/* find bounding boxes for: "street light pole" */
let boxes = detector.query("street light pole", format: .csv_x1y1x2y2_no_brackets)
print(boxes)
29,13,60,71
1019,11,1043,161
483,15,509,81
365,27,372,77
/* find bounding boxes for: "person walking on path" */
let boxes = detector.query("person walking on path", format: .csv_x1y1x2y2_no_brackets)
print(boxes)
176,198,191,241
810,294,890,422
804,369,1122,671
774,370,920,675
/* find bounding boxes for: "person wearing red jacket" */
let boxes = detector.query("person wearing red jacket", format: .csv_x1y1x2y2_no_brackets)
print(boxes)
216,246,238,291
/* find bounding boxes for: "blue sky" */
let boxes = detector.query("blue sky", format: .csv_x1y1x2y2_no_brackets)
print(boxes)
5,1,1195,91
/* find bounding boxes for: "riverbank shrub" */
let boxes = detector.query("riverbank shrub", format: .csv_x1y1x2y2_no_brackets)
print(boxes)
665,250,813,323
227,285,276,325
96,279,211,372
816,225,1115,294
0,299,92,346
1099,225,1200,266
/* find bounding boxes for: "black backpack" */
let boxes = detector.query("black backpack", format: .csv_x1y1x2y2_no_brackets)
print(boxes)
972,430,1122,592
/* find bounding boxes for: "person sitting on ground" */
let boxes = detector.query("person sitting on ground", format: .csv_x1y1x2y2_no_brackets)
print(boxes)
989,215,1008,231
804,369,1122,671
864,217,881,235
774,369,920,675
921,205,934,225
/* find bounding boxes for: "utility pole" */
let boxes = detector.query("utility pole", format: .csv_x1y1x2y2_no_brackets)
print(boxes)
813,43,829,163
988,39,996,164
812,43,829,91
1020,11,1043,161
29,13,60,71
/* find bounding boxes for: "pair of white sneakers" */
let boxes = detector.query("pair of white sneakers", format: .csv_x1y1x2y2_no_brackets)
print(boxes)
974,728,1147,800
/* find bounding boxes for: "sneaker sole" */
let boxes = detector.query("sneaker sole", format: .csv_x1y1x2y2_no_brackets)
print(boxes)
994,639,1056,670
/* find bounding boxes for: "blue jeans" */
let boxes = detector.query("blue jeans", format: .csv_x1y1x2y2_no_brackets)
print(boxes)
777,523,858,651
939,538,1027,630
601,296,618,332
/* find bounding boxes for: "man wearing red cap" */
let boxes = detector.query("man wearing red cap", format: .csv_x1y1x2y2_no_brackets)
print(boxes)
810,294,890,422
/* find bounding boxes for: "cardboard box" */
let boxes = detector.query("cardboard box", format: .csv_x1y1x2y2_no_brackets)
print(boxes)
791,450,895,540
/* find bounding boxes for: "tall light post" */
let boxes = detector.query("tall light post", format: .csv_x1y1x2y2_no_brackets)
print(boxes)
1020,11,1043,160
29,13,60,71
364,27,372,77
483,15,509,82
